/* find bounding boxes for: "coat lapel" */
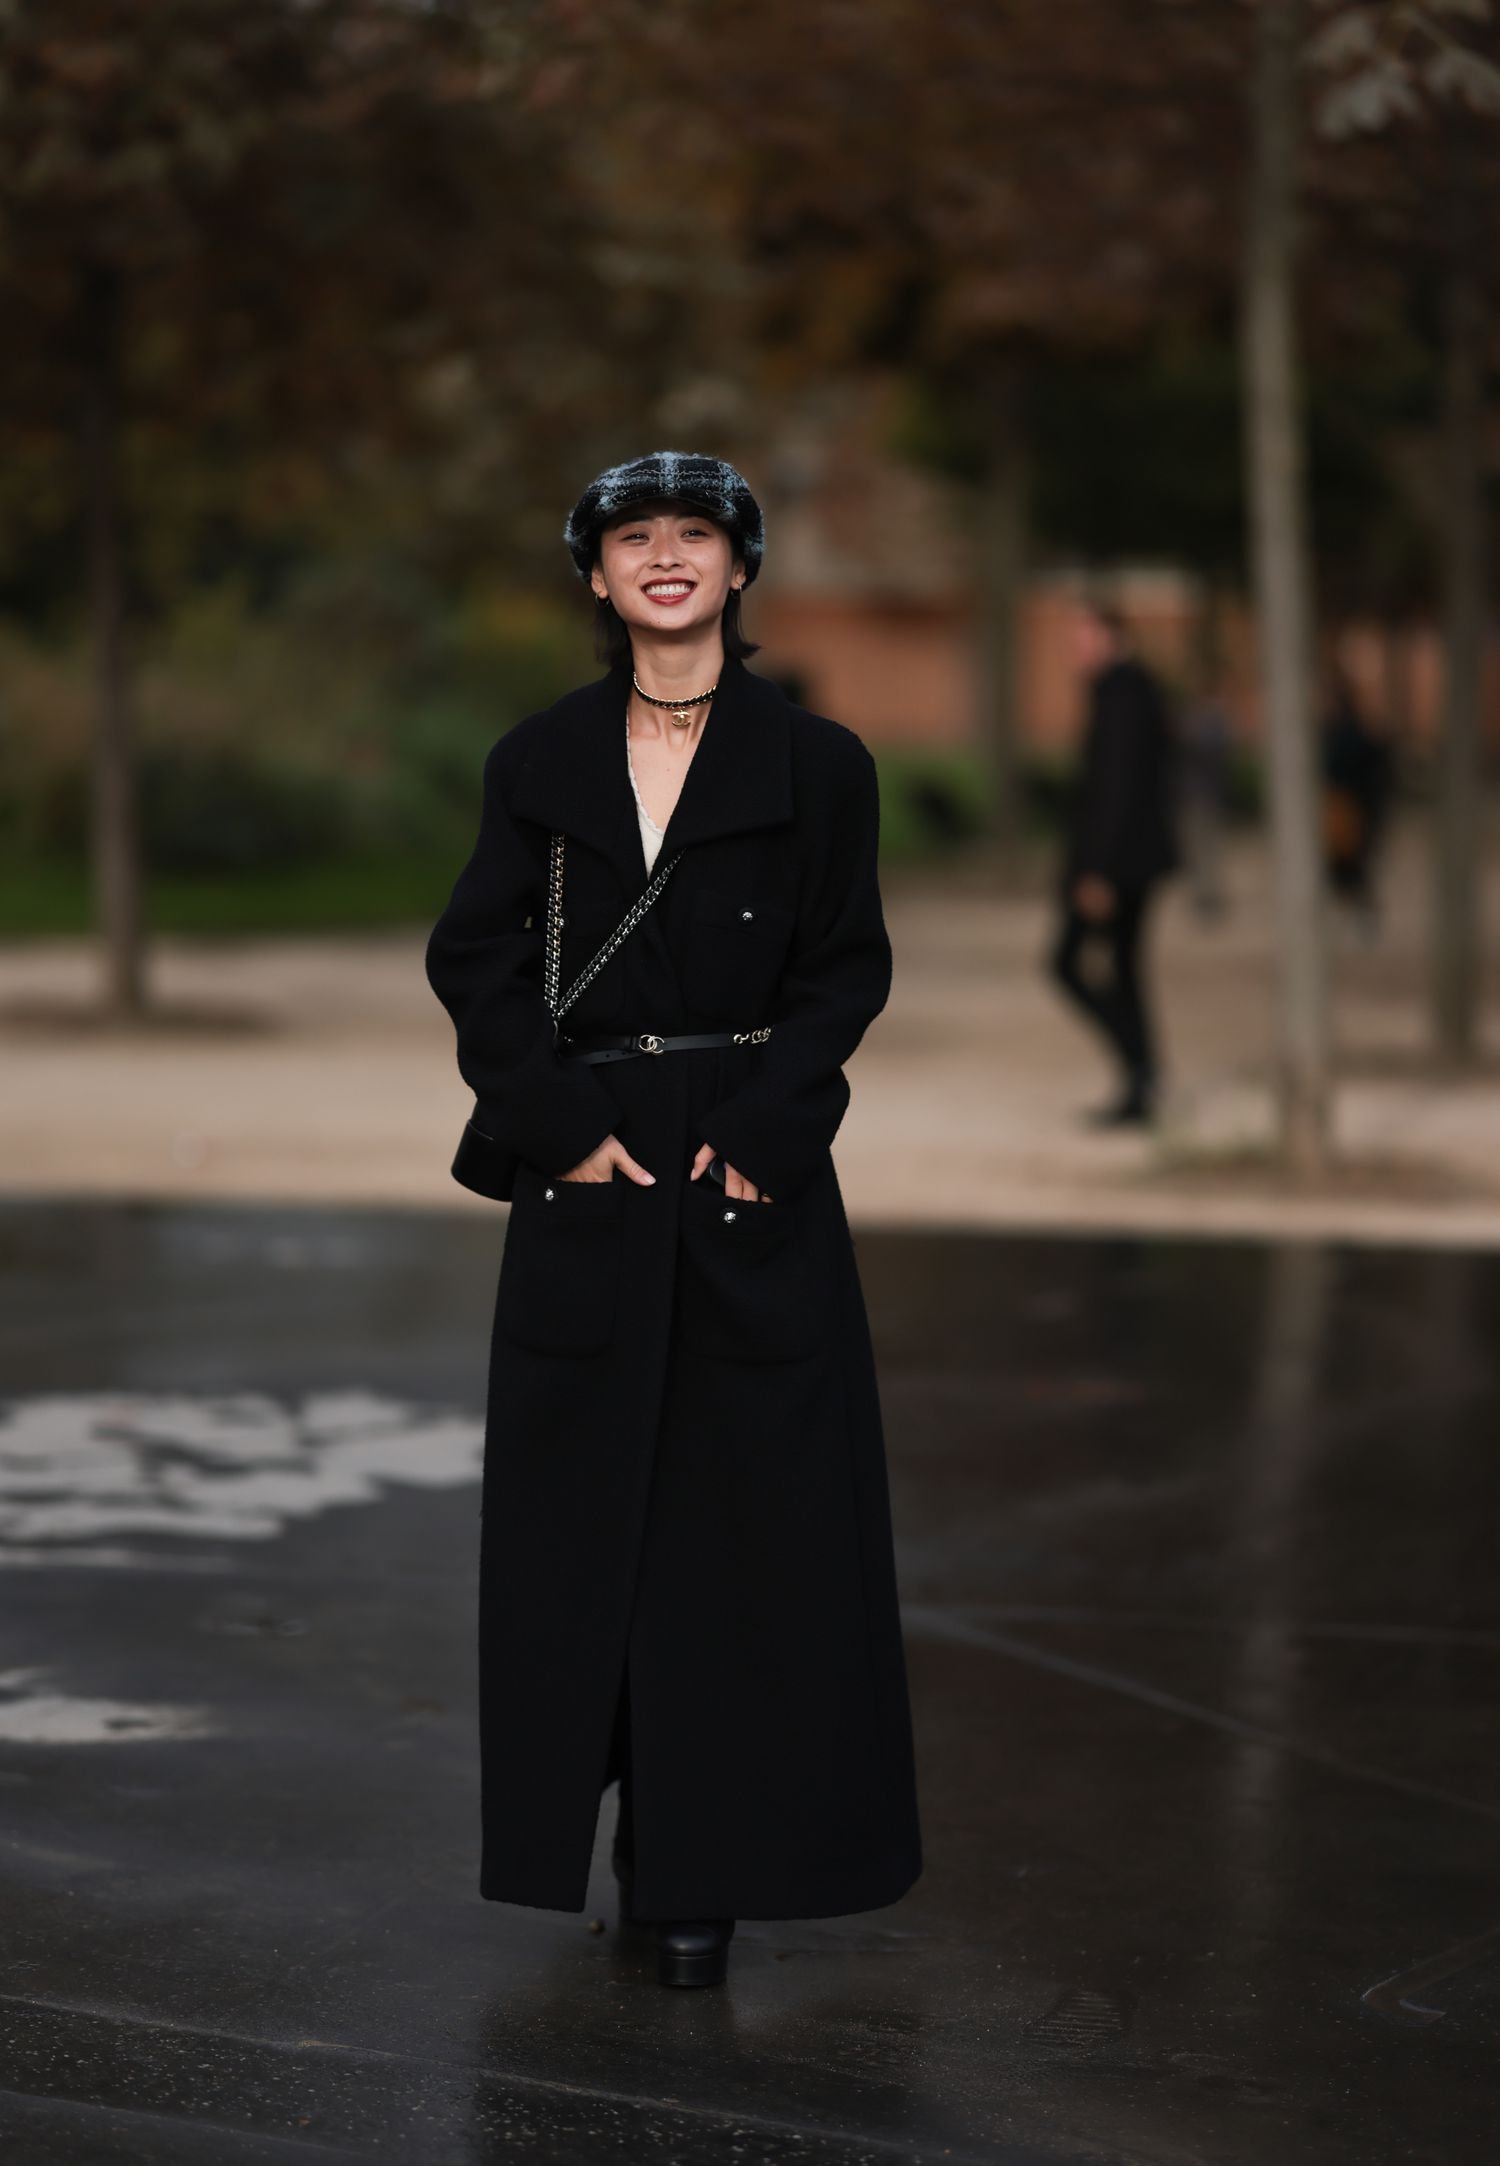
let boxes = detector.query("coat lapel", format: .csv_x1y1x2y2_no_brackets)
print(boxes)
507,656,795,900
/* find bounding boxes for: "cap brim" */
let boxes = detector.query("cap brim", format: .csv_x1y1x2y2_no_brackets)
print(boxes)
596,486,735,528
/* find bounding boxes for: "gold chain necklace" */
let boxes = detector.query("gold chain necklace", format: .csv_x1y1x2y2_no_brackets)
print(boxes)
632,671,717,728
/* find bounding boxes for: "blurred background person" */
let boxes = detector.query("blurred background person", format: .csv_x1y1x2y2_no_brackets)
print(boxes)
1321,665,1395,940
1049,599,1181,1128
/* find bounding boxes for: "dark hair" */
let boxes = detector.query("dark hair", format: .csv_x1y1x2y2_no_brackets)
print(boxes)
591,585,760,668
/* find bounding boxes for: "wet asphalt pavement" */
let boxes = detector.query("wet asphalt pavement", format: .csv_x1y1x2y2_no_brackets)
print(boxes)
0,1200,1496,2165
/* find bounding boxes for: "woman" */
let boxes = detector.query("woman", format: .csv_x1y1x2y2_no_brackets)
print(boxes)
425,450,922,1989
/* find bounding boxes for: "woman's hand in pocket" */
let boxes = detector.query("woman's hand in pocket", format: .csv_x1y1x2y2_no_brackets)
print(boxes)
689,1141,772,1203
559,1136,655,1185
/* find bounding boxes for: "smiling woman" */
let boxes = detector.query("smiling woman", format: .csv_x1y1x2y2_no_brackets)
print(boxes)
595,498,748,830
566,448,764,682
425,448,922,1991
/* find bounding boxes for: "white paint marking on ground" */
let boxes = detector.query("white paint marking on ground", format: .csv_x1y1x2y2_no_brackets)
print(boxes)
0,1667,216,1745
0,1391,484,1554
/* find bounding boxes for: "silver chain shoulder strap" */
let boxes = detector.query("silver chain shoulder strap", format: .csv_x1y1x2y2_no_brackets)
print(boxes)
542,831,684,1022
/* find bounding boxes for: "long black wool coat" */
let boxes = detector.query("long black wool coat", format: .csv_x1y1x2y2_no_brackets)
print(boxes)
425,653,923,1920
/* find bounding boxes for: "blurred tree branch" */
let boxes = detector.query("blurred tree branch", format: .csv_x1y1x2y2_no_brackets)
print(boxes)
0,0,633,1016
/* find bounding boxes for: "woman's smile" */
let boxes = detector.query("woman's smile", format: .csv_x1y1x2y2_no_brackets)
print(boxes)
642,580,697,605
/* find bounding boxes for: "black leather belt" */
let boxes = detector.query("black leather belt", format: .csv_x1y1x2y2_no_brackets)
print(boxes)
558,1026,772,1066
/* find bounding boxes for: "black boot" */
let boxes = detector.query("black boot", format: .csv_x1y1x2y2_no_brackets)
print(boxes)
655,1917,735,1988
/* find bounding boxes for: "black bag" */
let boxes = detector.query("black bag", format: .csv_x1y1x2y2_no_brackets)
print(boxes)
449,831,682,1202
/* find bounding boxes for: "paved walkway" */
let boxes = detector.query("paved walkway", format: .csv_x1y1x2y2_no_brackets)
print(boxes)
3,1201,1495,2164
2,826,1497,1245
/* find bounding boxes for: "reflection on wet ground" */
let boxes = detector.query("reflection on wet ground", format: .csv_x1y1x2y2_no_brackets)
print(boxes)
0,1202,1495,2164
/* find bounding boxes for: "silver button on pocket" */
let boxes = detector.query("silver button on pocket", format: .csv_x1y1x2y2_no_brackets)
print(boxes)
740,908,754,920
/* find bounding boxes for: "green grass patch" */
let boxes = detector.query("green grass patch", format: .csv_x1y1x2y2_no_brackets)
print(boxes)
873,748,993,857
0,853,464,939
0,744,1097,939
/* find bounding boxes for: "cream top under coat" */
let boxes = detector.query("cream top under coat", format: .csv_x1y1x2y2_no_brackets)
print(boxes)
626,717,667,876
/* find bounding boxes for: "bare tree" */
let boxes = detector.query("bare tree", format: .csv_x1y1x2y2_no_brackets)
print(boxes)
0,2,605,1018
1309,0,1500,1061
1434,121,1489,1061
77,260,144,1018
1243,0,1331,1175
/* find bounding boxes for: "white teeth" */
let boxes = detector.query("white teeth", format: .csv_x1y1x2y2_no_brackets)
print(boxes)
645,583,692,597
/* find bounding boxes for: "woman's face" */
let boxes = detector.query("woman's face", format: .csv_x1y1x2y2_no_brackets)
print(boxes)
590,500,744,639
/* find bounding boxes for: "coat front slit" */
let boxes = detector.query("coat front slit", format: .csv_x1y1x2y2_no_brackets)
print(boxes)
427,656,923,1920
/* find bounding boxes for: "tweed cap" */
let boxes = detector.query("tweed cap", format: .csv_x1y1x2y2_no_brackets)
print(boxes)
564,450,765,586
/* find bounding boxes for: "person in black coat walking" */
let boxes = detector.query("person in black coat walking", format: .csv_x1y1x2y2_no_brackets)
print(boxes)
1049,598,1180,1125
425,452,922,1990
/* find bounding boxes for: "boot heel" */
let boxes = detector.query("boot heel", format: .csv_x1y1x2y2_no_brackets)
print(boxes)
657,1941,729,1988
655,1919,734,1988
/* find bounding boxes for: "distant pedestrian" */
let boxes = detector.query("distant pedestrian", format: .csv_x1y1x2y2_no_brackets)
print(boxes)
1049,598,1180,1126
1321,668,1393,937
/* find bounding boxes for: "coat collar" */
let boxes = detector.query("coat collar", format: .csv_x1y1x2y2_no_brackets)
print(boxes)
507,654,795,897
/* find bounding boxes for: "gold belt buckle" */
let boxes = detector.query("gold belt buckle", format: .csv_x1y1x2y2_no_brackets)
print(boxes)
636,1031,666,1055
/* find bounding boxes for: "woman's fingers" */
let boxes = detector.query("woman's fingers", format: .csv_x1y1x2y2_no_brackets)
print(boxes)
576,1137,772,1199
559,1136,655,1184
689,1147,771,1202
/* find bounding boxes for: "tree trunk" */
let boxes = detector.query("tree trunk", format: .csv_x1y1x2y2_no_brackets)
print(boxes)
1240,0,1329,1176
974,350,1030,852
81,261,147,1022
1432,138,1487,1067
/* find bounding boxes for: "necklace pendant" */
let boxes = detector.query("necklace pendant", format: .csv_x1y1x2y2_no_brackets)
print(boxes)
632,670,717,726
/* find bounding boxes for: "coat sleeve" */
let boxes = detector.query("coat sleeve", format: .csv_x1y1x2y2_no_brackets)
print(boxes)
425,733,620,1176
1070,671,1157,881
699,734,892,1199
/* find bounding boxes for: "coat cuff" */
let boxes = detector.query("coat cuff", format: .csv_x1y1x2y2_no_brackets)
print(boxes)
478,1074,619,1178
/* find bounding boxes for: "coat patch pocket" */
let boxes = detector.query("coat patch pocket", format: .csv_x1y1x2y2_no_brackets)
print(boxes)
676,1179,822,1364
496,1162,624,1356
682,887,797,1021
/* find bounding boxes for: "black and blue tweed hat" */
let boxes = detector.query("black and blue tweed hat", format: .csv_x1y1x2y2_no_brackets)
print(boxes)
564,450,765,587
